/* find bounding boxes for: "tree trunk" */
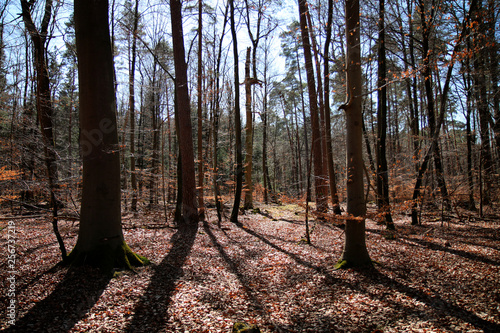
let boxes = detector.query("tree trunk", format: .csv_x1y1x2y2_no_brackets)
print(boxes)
21,0,66,260
149,59,160,208
213,2,229,223
323,0,341,215
197,0,205,221
418,0,450,209
410,0,476,224
128,0,139,212
466,77,476,210
262,62,270,204
376,0,394,229
297,0,328,214
230,0,243,223
244,47,254,210
473,1,494,204
487,0,500,170
170,0,199,225
69,0,147,272
296,45,310,202
338,0,372,268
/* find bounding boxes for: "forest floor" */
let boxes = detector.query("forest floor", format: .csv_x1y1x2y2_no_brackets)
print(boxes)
1,202,499,332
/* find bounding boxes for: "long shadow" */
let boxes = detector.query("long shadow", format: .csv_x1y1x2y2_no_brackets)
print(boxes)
402,235,500,266
365,227,500,267
202,222,266,316
359,268,500,333
232,222,340,285
125,223,198,333
4,265,110,332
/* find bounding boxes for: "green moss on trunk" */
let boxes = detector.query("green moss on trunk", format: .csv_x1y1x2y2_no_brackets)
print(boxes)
335,259,373,270
66,240,149,274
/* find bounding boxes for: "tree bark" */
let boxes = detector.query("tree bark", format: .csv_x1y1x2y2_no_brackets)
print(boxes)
213,2,229,223
487,0,500,169
376,0,394,229
128,0,139,212
20,0,66,260
410,0,476,224
230,0,243,223
69,0,147,272
323,0,342,215
244,47,254,210
149,59,160,208
197,0,205,221
473,1,494,204
170,0,199,225
338,0,372,268
418,0,450,209
297,0,328,214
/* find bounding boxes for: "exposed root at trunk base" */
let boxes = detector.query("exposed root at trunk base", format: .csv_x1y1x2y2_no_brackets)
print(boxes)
65,240,149,275
335,259,374,270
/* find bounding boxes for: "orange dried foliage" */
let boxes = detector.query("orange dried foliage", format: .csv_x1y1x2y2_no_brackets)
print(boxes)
0,166,21,181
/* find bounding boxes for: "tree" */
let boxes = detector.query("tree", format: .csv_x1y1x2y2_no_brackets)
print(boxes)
20,0,66,260
242,0,276,209
297,0,328,214
243,46,261,209
212,1,229,223
170,0,199,224
323,0,342,215
472,0,494,205
126,0,139,212
197,0,205,220
67,0,147,272
418,0,450,211
230,0,243,223
337,0,372,268
410,0,477,225
376,0,394,229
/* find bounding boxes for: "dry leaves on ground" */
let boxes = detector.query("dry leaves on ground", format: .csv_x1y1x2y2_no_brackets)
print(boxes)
1,204,499,332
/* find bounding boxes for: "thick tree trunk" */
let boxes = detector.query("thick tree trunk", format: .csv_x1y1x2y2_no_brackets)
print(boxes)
298,0,328,214
69,0,147,272
170,0,199,225
338,0,372,268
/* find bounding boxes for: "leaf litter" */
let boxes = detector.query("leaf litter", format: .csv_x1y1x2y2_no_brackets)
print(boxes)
1,204,499,332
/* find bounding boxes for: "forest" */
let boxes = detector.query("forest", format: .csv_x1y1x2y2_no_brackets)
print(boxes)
0,0,499,332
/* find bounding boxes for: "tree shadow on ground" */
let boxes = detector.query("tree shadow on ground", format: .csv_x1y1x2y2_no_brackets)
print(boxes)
366,227,500,266
231,221,340,285
4,265,110,333
406,236,500,266
201,222,268,319
125,223,198,333
359,268,500,333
